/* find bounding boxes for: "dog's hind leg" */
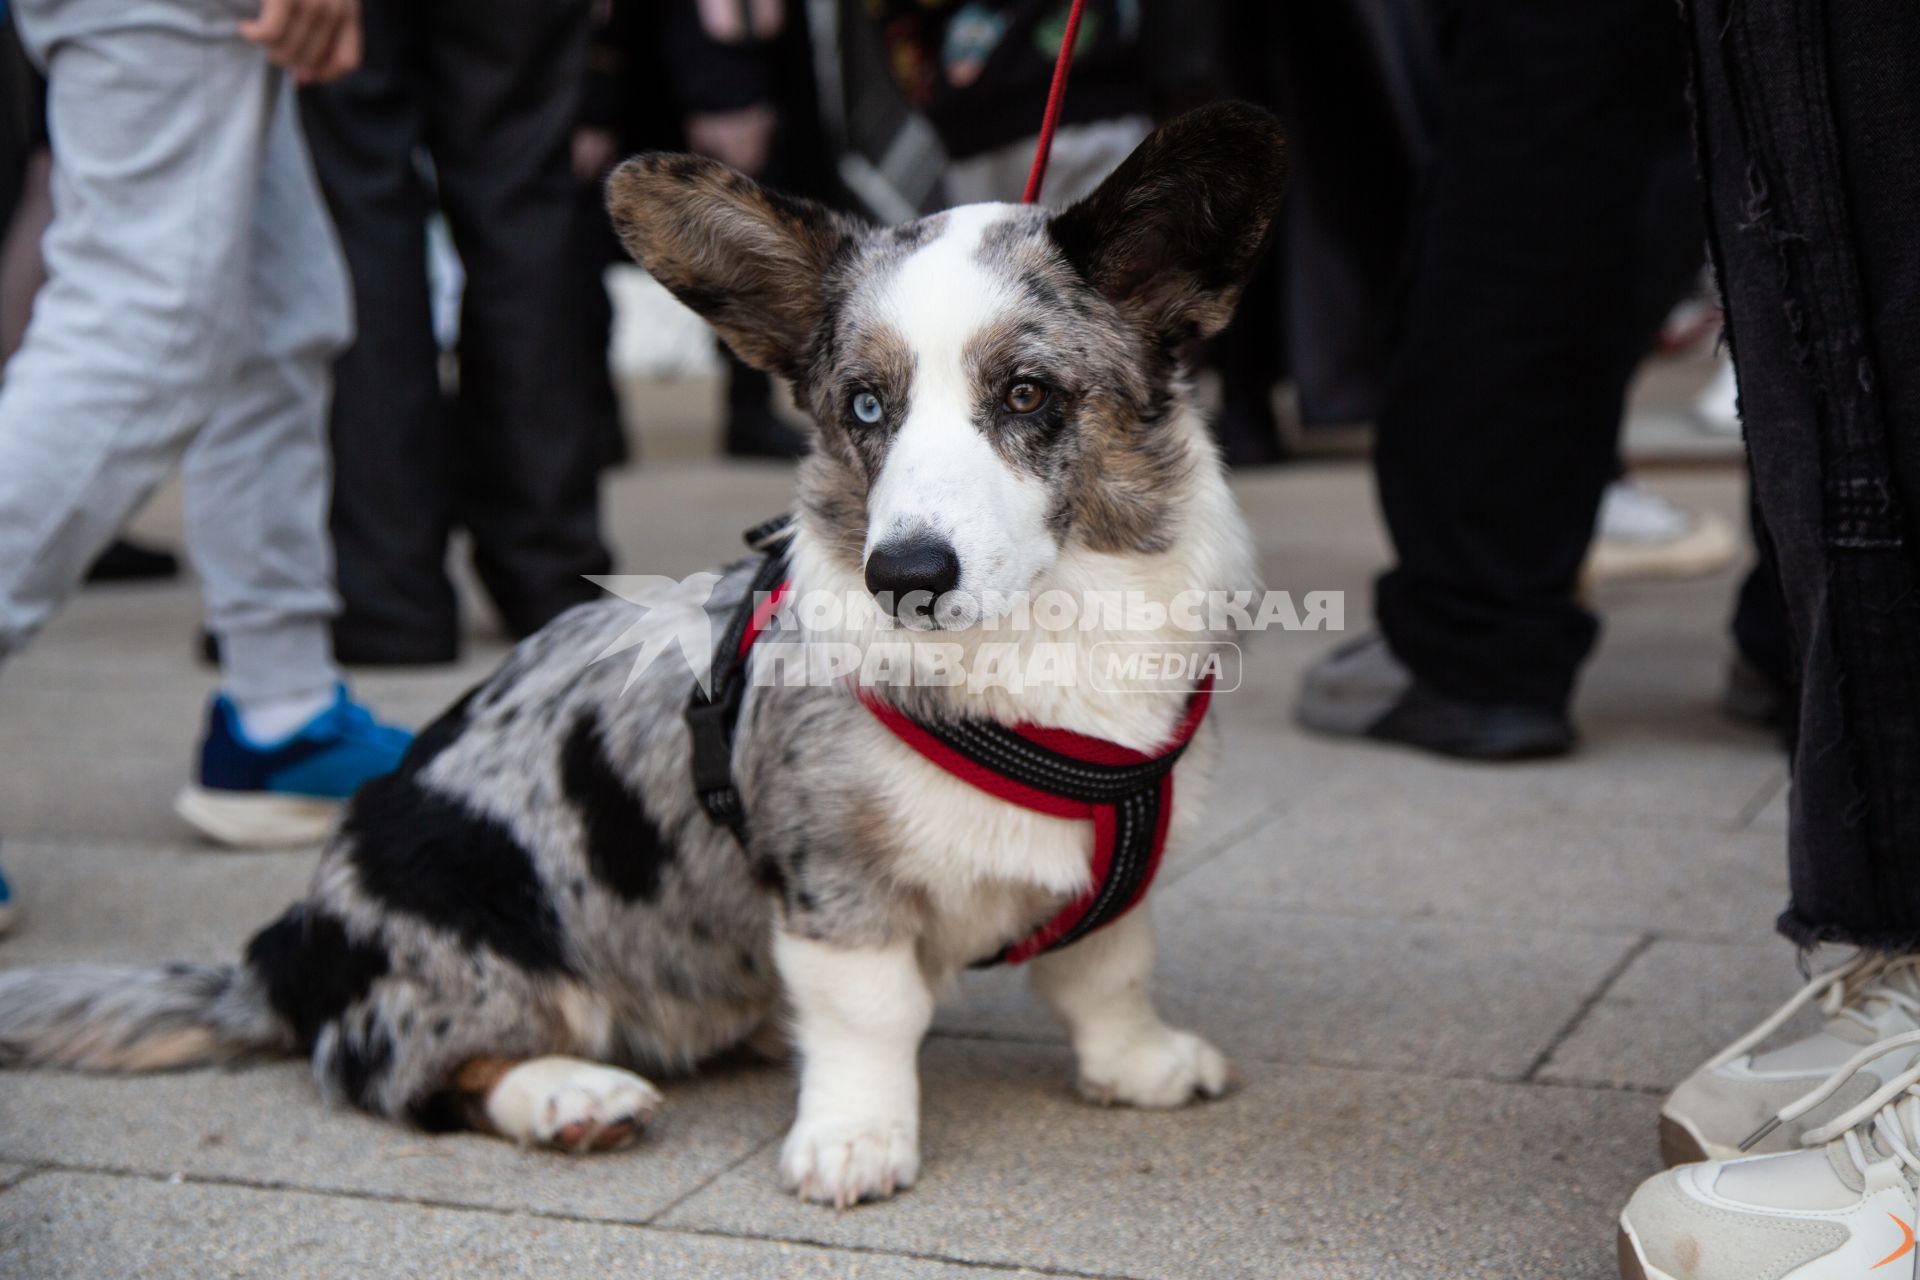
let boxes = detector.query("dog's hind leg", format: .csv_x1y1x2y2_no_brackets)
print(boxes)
424,1055,664,1154
1027,907,1230,1109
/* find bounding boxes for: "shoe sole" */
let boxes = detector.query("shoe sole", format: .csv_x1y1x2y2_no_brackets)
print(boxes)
1296,695,1576,759
173,786,340,849
1364,702,1575,761
1658,1113,1713,1168
1371,724,1574,761
1584,512,1741,585
1618,1219,1676,1280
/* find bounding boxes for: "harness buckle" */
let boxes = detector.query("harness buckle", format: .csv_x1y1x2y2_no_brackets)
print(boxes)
687,679,749,832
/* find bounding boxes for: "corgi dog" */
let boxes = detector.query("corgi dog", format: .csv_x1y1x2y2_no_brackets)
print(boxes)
0,102,1285,1208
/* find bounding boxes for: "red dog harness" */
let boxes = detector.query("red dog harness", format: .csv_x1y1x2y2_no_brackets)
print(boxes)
687,521,1212,966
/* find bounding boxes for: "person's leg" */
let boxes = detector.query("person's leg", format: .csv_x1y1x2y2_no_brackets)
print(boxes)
0,0,407,857
1364,0,1679,718
423,0,612,639
179,89,417,847
1621,0,1920,1269
0,0,271,662
1690,0,1920,950
180,73,413,849
181,73,350,714
298,0,459,663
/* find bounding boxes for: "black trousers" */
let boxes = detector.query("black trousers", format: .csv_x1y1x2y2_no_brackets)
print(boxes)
301,0,614,655
1372,0,1688,712
0,20,42,234
1684,0,1920,949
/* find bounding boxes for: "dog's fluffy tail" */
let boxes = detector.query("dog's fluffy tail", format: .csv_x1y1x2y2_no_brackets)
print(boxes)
0,962,293,1072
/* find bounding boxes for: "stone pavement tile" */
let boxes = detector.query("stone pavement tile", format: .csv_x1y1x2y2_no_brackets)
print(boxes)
0,1057,792,1223
1167,801,1787,942
0,1164,26,1188
664,1038,1658,1280
934,899,1640,1082
1177,715,1296,861
1747,773,1789,832
0,838,315,965
1539,939,1812,1092
1212,695,1780,833
0,742,204,843
1231,468,1391,566
0,1172,1037,1280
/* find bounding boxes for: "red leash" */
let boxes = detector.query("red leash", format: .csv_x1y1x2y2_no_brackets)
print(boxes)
1020,0,1089,204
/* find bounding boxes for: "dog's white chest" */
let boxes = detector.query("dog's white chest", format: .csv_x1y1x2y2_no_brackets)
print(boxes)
871,745,1093,961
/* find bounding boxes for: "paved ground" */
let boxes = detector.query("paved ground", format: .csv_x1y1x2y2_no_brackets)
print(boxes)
0,370,1801,1279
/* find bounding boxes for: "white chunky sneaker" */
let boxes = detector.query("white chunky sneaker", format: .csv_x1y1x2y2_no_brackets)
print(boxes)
1662,953,1920,1166
1621,1030,1920,1279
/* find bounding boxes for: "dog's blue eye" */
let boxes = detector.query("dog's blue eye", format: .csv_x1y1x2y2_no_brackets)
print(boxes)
852,391,884,424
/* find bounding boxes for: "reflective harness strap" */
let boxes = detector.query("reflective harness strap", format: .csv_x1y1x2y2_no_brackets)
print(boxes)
857,680,1212,966
687,518,1214,967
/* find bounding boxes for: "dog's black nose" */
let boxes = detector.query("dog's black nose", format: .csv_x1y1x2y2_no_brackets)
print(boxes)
865,534,961,618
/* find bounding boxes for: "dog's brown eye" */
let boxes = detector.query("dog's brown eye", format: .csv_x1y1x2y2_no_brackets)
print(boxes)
1005,381,1047,414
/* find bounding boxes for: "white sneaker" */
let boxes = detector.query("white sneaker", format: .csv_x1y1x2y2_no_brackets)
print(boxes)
1662,953,1920,1165
1584,477,1740,585
1621,1029,1920,1279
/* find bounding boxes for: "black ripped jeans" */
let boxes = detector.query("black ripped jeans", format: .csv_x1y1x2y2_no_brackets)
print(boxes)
1684,0,1920,949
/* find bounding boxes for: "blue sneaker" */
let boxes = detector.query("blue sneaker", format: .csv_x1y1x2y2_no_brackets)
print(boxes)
0,858,15,936
174,685,412,848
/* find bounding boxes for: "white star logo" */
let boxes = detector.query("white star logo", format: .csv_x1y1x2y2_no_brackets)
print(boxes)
584,571,727,695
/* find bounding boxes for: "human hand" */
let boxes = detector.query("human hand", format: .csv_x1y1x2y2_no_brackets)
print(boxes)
686,104,777,176
240,0,363,85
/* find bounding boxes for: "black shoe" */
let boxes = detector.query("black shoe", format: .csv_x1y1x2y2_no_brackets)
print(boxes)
1365,683,1575,760
1296,632,1575,761
85,538,180,585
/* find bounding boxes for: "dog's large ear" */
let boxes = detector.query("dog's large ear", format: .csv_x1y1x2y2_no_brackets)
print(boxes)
607,154,860,380
1049,102,1287,342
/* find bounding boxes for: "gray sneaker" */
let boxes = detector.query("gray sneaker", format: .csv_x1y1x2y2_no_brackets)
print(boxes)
1295,631,1574,761
1661,952,1920,1166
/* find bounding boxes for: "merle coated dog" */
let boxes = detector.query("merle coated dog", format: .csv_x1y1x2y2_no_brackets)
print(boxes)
0,103,1285,1207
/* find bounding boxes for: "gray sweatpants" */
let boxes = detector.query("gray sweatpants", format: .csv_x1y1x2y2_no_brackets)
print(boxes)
0,0,348,702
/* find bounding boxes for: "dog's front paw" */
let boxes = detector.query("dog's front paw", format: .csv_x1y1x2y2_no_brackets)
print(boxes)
1077,1028,1230,1109
780,1114,919,1208
486,1056,663,1154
